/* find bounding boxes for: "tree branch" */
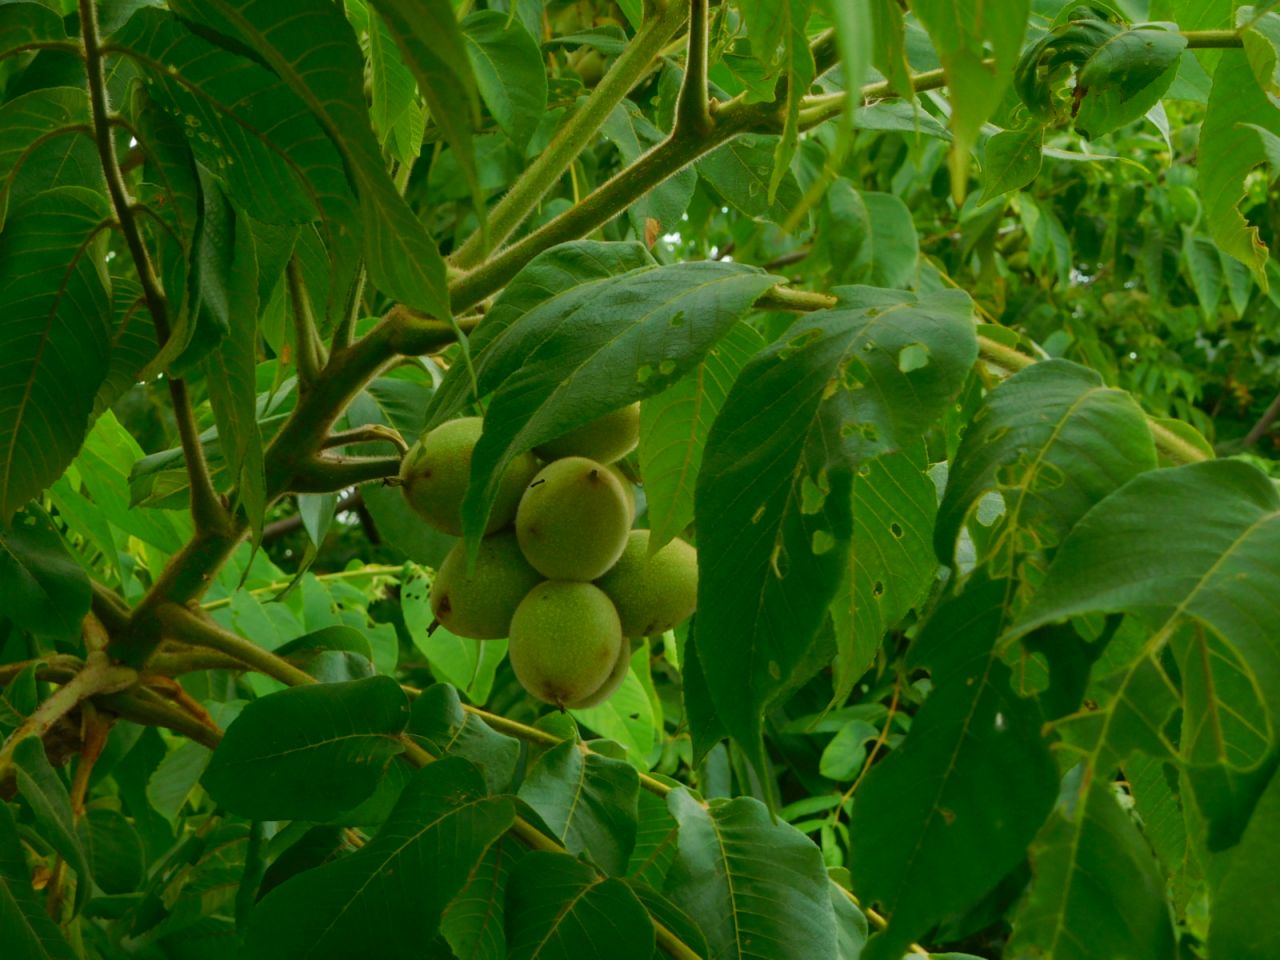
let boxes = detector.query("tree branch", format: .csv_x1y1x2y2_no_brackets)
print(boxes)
1238,388,1280,450
290,455,403,492
321,424,410,455
79,0,227,535
154,604,317,688
449,0,689,269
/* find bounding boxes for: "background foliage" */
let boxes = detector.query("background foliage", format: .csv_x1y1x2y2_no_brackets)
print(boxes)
1,0,1278,958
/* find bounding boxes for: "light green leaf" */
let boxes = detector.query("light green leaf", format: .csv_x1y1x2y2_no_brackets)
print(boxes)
823,182,919,289
1200,18,1280,286
639,322,764,552
666,787,837,959
980,125,1044,202
0,186,111,521
401,565,507,705
463,10,546,151
203,676,410,821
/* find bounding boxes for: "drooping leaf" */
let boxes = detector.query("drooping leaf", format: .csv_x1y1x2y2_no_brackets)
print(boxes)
695,288,977,777
850,576,1058,960
639,322,764,552
0,186,111,521
1074,26,1187,138
666,787,837,960
0,800,76,960
203,676,410,821
455,259,779,541
245,757,515,959
505,851,654,960
823,183,920,290
166,0,451,317
979,124,1045,202
913,0,1030,197
519,740,640,876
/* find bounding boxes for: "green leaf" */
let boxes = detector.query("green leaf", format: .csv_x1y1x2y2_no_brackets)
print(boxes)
666,787,837,959
167,0,451,317
1208,763,1280,959
0,800,75,960
519,740,639,876
406,684,521,795
457,258,778,541
935,360,1158,569
0,186,112,521
440,835,517,960
505,851,655,960
1201,29,1280,286
367,9,424,166
824,185,919,290
1182,229,1225,319
697,135,805,223
428,241,656,422
93,275,159,418
368,0,482,218
246,757,515,959
626,787,679,888
0,86,95,233
1075,27,1187,138
850,576,1058,960
1008,776,1176,960
0,505,89,639
639,322,764,552
203,676,410,821
831,445,937,700
199,187,266,541
0,2,64,60
14,738,91,914
695,288,977,777
463,11,546,152
600,101,697,235
77,808,145,896
913,0,1029,197
570,647,658,766
979,124,1044,202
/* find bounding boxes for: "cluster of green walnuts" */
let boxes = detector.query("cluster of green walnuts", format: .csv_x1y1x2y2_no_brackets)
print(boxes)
398,405,697,710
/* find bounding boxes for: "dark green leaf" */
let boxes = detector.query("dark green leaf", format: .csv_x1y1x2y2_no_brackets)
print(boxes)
935,360,1158,568
406,684,521,795
1075,27,1187,139
697,135,805,223
0,505,89,638
203,676,410,821
1009,776,1176,960
78,808,145,896
0,800,75,960
666,787,837,959
505,851,654,960
0,86,96,232
695,288,977,776
851,576,1058,960
980,125,1044,202
1208,762,1280,959
440,836,517,960
823,183,919,289
14,737,91,913
0,186,111,521
519,740,639,876
246,757,515,958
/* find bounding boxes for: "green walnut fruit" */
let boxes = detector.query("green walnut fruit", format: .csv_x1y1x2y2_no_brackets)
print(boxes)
606,463,637,525
508,581,623,708
534,403,640,465
516,457,631,580
430,532,543,640
596,530,697,637
400,417,538,536
564,637,633,709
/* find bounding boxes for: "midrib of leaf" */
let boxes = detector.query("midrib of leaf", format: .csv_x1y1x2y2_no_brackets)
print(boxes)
560,751,589,841
441,840,507,960
215,730,402,766
308,794,504,950
528,875,606,959
708,813,745,958
650,363,706,540
2,217,110,509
